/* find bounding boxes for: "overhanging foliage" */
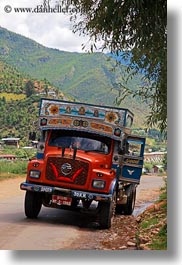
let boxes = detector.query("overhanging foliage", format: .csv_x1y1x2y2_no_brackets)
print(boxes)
69,0,167,132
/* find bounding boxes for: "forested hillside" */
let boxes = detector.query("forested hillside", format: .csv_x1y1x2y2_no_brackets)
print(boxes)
0,26,149,127
0,60,65,144
0,96,39,143
0,61,64,96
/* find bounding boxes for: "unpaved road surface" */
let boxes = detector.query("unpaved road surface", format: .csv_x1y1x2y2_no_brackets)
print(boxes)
0,175,165,250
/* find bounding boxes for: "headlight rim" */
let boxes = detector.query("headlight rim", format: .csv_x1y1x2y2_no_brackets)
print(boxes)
92,179,106,189
29,170,41,179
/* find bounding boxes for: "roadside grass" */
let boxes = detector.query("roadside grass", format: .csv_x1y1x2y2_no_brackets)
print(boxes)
140,217,158,229
137,177,167,250
0,160,27,181
0,172,26,181
148,223,167,250
149,181,167,250
158,178,167,202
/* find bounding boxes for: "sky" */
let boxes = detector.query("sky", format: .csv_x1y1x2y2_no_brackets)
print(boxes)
0,0,92,52
0,0,179,54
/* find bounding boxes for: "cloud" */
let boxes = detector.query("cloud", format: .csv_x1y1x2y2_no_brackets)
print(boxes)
0,0,90,52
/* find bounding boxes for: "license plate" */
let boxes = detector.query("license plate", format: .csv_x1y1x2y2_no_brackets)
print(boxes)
52,195,72,206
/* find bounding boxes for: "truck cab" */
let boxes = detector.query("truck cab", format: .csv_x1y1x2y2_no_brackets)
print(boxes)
20,99,145,229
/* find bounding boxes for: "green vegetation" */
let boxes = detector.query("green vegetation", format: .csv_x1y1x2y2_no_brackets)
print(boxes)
1,147,36,159
0,93,26,101
0,160,27,181
158,178,167,202
140,217,158,230
0,26,149,127
0,60,62,96
0,160,27,174
0,95,40,144
69,0,167,132
0,59,66,143
137,179,167,250
0,27,167,148
149,224,167,250
0,147,36,181
149,180,167,250
0,60,27,94
25,80,35,97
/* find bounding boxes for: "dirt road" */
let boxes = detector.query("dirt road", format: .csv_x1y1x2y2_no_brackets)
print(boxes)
0,175,165,250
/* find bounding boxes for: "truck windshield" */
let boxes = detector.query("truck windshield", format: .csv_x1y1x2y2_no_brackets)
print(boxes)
48,130,111,154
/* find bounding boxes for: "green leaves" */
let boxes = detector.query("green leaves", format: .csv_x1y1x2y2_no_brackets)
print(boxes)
69,0,167,132
25,80,35,97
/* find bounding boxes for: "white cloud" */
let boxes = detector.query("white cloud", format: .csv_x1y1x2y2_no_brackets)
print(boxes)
0,0,90,52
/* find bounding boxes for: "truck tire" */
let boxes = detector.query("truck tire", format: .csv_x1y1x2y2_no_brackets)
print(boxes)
116,184,136,215
123,184,136,215
115,204,125,215
99,191,116,229
25,191,42,218
71,198,80,209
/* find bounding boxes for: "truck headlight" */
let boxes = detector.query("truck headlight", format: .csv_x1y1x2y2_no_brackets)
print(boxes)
29,170,41,179
92,179,106,189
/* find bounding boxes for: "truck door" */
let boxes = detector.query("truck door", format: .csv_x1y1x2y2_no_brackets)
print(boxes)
120,135,145,184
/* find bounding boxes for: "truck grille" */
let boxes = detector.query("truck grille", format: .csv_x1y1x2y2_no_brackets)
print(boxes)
46,157,89,186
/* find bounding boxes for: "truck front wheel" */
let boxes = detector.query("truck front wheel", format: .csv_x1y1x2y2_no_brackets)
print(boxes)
24,191,42,218
98,191,116,229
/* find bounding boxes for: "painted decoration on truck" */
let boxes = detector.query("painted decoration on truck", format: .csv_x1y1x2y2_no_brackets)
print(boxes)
40,99,127,126
49,105,59,115
90,122,113,134
48,118,72,126
39,99,134,139
42,101,107,119
104,111,124,125
59,104,106,120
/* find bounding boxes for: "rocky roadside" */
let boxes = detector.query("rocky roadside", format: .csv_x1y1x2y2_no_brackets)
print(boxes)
99,215,138,250
136,199,167,250
66,215,139,250
67,176,166,250
71,199,167,251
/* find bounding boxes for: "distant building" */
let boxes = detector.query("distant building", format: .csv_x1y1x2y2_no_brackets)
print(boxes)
31,140,38,148
0,154,17,160
144,152,166,163
1,138,20,148
152,165,164,174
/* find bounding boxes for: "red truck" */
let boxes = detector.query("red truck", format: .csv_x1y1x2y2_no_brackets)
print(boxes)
20,99,145,228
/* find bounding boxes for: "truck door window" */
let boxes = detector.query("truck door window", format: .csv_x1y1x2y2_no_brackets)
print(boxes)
126,139,144,157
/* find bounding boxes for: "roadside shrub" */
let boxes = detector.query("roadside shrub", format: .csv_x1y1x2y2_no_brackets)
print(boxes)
144,162,153,172
0,160,27,174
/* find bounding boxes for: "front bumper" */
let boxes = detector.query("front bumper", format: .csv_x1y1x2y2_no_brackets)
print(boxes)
20,182,112,202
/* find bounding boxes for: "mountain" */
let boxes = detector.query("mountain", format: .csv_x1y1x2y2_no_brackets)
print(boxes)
0,26,149,127
0,60,67,143
0,60,64,96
